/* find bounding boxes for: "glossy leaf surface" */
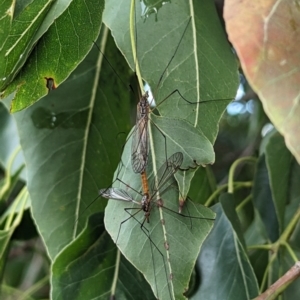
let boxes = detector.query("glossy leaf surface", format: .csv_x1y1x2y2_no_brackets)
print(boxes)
224,0,300,164
4,0,104,112
0,0,55,91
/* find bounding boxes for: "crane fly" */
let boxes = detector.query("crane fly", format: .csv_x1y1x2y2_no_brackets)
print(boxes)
101,152,215,300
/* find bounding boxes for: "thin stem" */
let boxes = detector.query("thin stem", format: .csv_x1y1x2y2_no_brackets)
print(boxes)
205,181,252,206
236,194,252,212
280,241,298,263
228,156,257,194
130,0,144,94
280,207,300,242
18,275,49,300
0,145,22,199
111,249,121,298
205,184,227,206
247,244,273,251
252,208,300,296
4,187,27,230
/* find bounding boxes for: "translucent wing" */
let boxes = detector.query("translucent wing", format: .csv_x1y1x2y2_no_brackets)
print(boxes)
151,152,183,196
131,94,150,174
99,188,139,204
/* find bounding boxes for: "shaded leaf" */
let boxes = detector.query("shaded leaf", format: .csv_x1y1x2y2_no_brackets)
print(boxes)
265,131,293,232
52,212,155,300
13,30,132,259
244,209,269,247
252,154,279,242
193,200,259,300
287,161,300,246
224,1,300,164
248,248,269,288
188,166,217,205
221,193,246,248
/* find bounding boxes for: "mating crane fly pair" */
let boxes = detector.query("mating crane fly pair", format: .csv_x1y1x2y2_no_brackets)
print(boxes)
100,152,184,225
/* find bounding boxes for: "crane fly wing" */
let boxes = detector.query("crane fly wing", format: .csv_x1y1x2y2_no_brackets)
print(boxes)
131,112,149,173
151,152,183,195
99,188,138,203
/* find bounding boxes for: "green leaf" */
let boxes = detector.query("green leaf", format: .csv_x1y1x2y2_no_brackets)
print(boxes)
104,147,215,300
11,1,74,50
244,209,268,247
150,114,215,169
174,165,218,214
188,166,217,205
265,131,293,232
0,0,55,91
285,160,300,241
252,155,280,242
174,168,197,210
52,213,155,300
0,0,11,44
104,0,239,142
193,201,259,300
13,30,132,259
5,0,104,112
248,248,269,287
0,103,26,180
52,213,113,300
221,193,246,248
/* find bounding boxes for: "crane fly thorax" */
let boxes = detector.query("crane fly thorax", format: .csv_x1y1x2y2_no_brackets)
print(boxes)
138,91,150,119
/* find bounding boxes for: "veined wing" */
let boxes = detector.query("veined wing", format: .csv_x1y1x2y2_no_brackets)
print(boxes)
131,101,150,174
100,188,140,205
151,152,183,196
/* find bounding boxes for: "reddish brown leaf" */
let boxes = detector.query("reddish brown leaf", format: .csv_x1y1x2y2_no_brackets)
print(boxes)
224,0,300,163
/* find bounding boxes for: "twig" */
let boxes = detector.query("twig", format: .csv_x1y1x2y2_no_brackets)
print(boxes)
254,261,300,300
